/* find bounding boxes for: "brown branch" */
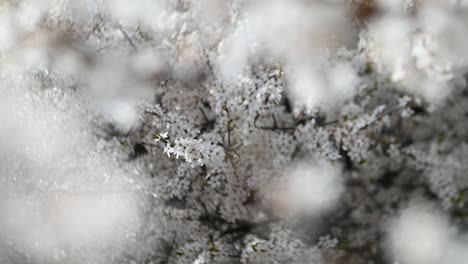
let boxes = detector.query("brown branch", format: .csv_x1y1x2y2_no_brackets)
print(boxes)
115,23,137,51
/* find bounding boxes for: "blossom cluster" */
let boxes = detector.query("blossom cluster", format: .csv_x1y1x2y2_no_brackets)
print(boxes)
1,0,468,264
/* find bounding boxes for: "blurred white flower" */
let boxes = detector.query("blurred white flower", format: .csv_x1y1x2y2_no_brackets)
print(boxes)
270,160,343,218
0,86,141,262
105,0,164,27
103,99,139,133
366,0,468,103
386,203,454,264
288,62,359,112
130,48,168,80
217,29,249,83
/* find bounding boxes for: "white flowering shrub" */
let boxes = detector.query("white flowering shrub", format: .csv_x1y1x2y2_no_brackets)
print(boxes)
2,0,468,263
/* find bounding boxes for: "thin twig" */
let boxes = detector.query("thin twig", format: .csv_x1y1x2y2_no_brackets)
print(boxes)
144,110,161,118
115,23,137,51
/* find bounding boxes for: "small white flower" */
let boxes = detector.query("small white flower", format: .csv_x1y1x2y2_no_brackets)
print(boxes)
154,132,169,142
163,143,174,157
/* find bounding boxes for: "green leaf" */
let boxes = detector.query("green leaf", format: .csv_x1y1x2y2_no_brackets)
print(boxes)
337,240,350,249
451,192,464,204
251,244,258,252
364,62,373,74
203,179,209,187
209,243,218,252
437,133,445,144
